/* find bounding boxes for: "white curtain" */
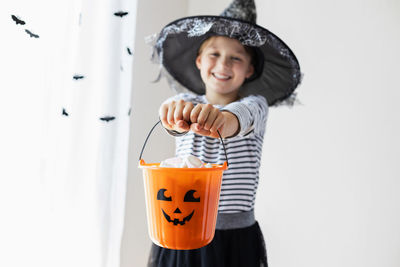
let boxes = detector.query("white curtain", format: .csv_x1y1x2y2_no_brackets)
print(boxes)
1,0,137,266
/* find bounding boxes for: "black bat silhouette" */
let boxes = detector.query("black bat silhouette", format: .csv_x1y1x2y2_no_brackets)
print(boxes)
114,11,128,17
128,107,131,116
11,15,25,25
127,47,132,55
73,75,85,80
25,29,39,38
62,108,69,116
100,116,115,122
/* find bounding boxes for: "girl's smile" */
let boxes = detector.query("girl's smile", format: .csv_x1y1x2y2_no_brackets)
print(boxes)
212,73,231,80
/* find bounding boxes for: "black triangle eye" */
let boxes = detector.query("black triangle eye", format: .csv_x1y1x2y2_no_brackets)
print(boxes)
184,190,200,202
157,189,172,201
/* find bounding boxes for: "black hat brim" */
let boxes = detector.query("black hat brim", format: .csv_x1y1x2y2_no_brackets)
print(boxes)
157,16,301,106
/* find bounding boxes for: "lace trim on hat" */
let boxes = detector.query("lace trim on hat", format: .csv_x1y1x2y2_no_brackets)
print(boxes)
154,17,269,66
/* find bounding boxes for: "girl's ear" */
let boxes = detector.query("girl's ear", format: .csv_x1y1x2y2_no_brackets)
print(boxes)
195,55,202,70
245,64,255,79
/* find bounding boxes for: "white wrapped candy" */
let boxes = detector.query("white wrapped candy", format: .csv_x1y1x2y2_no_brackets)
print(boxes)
160,155,207,168
183,155,203,168
159,157,184,168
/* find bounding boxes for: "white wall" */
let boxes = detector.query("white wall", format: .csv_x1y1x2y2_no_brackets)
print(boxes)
123,0,400,266
255,1,400,267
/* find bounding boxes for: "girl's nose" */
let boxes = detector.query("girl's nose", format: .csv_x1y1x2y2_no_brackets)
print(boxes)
218,57,230,69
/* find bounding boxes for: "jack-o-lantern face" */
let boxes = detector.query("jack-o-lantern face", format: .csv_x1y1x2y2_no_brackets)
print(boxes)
157,188,200,226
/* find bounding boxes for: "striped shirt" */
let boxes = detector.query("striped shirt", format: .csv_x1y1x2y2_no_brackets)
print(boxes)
164,93,268,214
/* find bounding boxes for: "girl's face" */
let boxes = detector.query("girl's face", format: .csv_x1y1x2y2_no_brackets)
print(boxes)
196,36,254,103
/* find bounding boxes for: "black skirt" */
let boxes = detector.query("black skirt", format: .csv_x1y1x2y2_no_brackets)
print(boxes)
147,221,268,267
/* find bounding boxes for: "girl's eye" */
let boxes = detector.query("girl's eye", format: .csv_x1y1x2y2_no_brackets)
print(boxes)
209,52,219,57
231,57,242,61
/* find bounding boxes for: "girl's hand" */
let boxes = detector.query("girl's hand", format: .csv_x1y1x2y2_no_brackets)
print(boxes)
159,100,194,133
189,104,238,138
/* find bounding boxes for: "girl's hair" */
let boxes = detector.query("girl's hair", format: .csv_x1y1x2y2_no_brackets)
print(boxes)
243,46,256,67
197,36,256,67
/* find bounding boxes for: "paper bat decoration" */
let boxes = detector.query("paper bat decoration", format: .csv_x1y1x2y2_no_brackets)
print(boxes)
62,108,69,116
73,75,85,80
25,29,39,38
128,108,131,116
114,11,128,17
100,116,116,122
127,47,132,55
11,15,25,25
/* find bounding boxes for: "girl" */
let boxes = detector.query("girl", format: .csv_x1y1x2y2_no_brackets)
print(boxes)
147,0,301,266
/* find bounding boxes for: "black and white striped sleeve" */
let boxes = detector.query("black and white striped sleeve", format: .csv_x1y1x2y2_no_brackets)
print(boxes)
221,95,269,137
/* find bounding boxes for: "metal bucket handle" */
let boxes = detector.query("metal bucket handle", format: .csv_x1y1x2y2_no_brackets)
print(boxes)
138,120,229,167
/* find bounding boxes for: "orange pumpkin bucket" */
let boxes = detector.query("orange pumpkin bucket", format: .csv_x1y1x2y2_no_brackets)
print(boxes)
138,121,228,250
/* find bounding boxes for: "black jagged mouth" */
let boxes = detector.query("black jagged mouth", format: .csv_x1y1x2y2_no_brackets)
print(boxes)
161,209,195,226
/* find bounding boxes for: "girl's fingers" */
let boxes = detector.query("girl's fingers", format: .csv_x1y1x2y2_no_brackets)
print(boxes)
196,104,213,126
190,104,202,124
174,100,185,122
182,102,194,122
208,131,220,139
166,102,176,126
160,100,195,132
190,123,220,138
159,103,172,129
190,123,209,136
210,113,225,133
175,120,190,132
160,101,224,137
204,108,219,130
